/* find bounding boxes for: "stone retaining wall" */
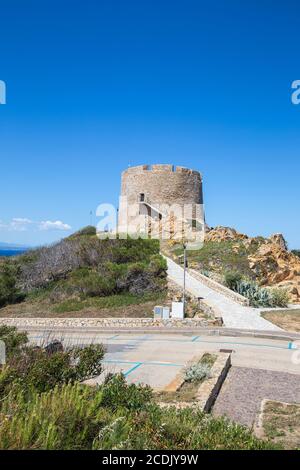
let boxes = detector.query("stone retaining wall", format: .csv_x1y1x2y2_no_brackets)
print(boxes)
196,352,231,412
188,268,250,306
197,298,223,324
0,316,222,329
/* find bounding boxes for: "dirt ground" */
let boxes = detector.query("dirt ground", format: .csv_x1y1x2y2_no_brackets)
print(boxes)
255,400,300,449
262,309,300,332
0,299,159,318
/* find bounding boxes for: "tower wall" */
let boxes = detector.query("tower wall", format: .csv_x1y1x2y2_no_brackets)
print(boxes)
120,164,203,206
118,164,204,237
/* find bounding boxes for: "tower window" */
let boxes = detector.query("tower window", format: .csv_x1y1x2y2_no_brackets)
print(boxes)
140,193,145,202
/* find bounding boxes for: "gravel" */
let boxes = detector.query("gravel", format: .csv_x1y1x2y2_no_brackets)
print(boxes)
213,366,300,427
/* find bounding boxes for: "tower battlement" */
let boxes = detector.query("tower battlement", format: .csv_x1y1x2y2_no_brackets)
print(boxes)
122,164,201,178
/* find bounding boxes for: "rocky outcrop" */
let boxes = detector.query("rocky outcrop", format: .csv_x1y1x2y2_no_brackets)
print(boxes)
248,241,300,303
269,233,288,251
205,227,300,303
205,226,248,242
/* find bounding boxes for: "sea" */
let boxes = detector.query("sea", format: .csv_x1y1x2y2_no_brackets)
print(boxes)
0,249,27,257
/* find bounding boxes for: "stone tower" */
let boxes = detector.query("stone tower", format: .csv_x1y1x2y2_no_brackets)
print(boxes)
118,164,204,243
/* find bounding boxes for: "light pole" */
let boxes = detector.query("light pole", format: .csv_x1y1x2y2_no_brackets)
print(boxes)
183,242,187,317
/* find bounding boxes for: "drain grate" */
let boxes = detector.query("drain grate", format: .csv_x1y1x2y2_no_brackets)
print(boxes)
219,348,234,353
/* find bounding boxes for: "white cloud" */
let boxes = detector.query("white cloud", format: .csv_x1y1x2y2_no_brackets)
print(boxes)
39,220,72,231
10,218,33,231
12,218,32,223
0,218,72,232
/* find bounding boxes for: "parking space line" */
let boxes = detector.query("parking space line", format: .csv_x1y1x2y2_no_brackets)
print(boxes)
191,335,200,342
124,362,142,377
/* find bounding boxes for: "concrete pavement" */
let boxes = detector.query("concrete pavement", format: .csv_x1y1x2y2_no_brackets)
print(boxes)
166,256,282,331
28,331,300,390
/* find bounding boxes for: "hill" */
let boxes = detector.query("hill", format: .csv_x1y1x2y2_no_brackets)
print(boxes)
0,227,167,317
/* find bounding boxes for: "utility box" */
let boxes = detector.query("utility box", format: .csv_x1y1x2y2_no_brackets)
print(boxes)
153,306,163,319
171,301,184,319
162,307,170,319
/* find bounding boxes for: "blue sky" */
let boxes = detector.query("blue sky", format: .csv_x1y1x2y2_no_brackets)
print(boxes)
0,0,299,248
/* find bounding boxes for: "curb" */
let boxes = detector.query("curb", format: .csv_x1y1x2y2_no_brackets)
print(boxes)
196,352,231,412
10,324,300,342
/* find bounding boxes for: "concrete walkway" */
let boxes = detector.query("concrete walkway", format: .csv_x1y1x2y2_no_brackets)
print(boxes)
166,256,282,331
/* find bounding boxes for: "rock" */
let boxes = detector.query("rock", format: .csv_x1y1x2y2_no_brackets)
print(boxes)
269,233,288,251
205,226,248,242
204,225,300,303
44,340,64,355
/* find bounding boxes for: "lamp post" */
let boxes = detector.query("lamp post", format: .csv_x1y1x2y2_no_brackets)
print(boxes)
182,242,187,317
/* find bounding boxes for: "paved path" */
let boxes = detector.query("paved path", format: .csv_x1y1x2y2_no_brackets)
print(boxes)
213,366,300,427
166,256,281,331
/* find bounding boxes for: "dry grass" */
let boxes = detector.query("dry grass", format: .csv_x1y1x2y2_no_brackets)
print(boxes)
0,297,165,318
257,400,300,449
261,309,300,332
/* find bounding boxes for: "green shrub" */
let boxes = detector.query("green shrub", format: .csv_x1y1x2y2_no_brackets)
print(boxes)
70,225,97,238
148,255,167,276
0,343,105,396
0,325,28,358
184,353,215,383
110,238,160,264
0,381,277,450
201,269,210,278
268,288,289,308
235,280,273,307
74,270,117,297
101,373,153,411
0,262,25,307
292,250,300,259
184,363,212,383
224,271,243,291
0,383,110,450
233,280,289,308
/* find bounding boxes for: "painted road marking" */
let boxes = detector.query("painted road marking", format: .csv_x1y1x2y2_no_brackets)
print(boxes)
124,362,142,377
191,335,200,342
103,359,184,377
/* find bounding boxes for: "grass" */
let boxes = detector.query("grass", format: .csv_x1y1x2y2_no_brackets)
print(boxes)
258,400,300,449
0,291,167,318
261,309,300,332
0,382,277,450
165,240,256,279
52,292,165,313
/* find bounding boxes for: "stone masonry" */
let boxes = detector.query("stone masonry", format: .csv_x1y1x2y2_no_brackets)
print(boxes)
118,164,205,240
